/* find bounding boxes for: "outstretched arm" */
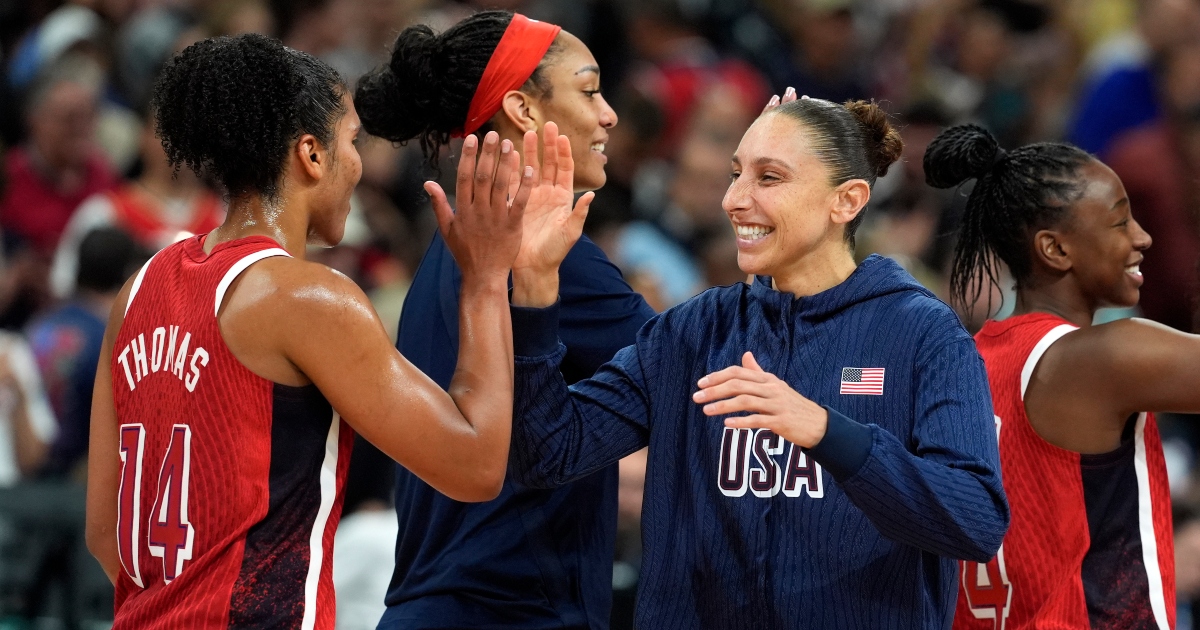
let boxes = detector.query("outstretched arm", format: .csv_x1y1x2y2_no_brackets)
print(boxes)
696,344,1009,562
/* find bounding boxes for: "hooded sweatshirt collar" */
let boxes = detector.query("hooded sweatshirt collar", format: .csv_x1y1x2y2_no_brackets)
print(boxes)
750,254,933,320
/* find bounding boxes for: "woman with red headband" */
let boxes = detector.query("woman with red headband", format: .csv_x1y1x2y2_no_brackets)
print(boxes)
355,10,654,630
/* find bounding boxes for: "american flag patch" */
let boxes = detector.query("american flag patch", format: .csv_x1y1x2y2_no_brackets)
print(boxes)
840,367,885,395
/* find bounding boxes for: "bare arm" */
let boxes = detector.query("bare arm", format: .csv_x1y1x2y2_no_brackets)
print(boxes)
85,279,134,584
1029,318,1200,450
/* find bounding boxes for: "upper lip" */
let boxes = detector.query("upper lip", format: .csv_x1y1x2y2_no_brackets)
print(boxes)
1126,256,1144,268
590,135,609,147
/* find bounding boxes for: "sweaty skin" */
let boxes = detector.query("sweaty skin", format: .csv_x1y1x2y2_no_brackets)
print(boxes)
84,93,583,583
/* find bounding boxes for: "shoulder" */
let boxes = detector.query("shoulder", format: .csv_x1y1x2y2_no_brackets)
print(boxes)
644,283,744,336
234,256,373,316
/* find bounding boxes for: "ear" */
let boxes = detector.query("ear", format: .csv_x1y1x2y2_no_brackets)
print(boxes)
294,133,326,183
1032,228,1072,272
498,90,540,135
829,179,871,227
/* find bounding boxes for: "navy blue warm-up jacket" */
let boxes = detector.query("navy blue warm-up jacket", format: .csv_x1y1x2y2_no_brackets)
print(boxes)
379,232,654,629
510,254,1010,630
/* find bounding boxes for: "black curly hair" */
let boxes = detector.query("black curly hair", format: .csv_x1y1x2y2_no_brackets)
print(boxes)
151,33,347,200
924,124,1094,313
770,98,904,247
354,10,559,168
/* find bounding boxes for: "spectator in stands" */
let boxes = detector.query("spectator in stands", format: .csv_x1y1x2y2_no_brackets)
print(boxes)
50,108,223,300
0,54,117,257
0,331,56,487
29,227,142,479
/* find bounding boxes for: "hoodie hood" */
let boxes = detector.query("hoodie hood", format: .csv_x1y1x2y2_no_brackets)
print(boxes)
750,254,934,320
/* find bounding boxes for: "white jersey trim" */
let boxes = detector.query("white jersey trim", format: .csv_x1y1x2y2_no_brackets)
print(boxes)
213,248,291,317
124,251,160,317
301,412,340,630
1133,412,1171,629
1019,324,1078,401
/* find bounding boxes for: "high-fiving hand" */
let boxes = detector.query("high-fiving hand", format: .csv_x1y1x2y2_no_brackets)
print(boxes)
693,351,829,448
424,131,532,284
513,121,593,275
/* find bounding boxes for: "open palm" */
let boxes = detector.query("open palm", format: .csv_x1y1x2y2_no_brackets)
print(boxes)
512,122,593,274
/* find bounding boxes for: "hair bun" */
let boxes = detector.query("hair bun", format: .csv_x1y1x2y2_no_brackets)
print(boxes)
923,124,1002,189
845,100,903,178
356,24,449,142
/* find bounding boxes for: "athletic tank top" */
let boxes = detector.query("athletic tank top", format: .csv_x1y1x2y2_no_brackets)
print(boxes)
110,234,354,628
953,312,1175,630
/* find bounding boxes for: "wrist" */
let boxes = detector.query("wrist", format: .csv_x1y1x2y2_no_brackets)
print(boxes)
511,267,559,308
459,273,510,297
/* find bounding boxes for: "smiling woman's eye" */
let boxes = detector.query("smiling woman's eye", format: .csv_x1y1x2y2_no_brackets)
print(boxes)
729,171,740,182
583,88,602,98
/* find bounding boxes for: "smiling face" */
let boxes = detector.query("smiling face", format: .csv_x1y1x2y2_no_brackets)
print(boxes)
530,32,617,191
1052,160,1151,309
722,113,862,282
307,93,363,246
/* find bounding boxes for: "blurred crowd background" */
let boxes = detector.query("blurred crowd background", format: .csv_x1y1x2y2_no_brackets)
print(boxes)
0,0,1199,628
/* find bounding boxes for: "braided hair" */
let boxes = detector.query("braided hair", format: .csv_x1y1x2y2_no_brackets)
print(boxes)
771,98,904,247
152,34,346,200
354,10,560,168
925,124,1093,313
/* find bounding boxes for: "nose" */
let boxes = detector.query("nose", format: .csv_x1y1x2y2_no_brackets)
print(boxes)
1131,216,1152,251
598,94,618,129
722,174,748,214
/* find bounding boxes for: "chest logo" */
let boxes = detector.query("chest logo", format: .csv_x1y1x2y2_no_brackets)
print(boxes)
840,367,885,395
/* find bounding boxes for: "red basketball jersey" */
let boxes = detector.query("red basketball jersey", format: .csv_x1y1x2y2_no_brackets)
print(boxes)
954,313,1175,630
109,234,354,628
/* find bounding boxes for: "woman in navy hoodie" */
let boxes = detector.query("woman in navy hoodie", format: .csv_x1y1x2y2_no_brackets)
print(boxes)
507,97,1011,629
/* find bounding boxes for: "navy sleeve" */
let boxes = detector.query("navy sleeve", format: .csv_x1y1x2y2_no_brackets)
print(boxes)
509,303,654,489
809,336,1010,562
556,235,656,384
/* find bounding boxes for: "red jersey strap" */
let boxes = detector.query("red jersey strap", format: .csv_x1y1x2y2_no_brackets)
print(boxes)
212,246,291,316
1019,322,1077,400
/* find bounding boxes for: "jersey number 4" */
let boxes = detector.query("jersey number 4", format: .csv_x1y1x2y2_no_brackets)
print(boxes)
118,423,196,587
962,547,1012,630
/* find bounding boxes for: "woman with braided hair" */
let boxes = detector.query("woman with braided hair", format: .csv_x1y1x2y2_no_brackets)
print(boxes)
926,125,1188,629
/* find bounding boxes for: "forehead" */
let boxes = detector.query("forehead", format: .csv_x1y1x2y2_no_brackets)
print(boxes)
733,114,817,165
546,31,598,78
1073,160,1124,210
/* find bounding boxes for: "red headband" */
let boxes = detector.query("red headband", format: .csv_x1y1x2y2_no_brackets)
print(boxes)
454,14,562,138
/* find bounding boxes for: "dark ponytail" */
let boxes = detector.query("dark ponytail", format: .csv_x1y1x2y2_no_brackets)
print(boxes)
771,98,903,246
355,10,559,167
924,124,1093,313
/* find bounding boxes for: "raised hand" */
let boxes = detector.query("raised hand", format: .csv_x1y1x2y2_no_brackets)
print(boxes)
509,122,594,308
692,351,829,448
425,131,533,285
514,122,593,274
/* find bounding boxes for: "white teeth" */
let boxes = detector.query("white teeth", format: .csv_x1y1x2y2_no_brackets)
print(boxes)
1127,265,1141,275
591,143,605,152
735,225,774,239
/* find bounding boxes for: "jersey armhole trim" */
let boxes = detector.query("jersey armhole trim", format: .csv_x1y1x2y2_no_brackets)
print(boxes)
1019,324,1079,401
214,248,292,317
124,251,161,317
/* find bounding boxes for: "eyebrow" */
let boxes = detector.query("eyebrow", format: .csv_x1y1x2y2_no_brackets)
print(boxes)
731,155,791,170
1111,197,1129,210
575,65,600,76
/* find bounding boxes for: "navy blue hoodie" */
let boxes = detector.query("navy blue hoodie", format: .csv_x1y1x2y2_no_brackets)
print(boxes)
510,254,1010,629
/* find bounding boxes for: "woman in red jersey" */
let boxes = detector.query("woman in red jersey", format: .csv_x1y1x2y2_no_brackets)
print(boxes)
926,124,1192,629
83,34,585,628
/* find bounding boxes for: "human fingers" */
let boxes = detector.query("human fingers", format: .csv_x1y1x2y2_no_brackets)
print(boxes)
697,365,771,388
723,414,776,430
522,129,540,181
761,94,781,114
568,192,593,232
455,134,479,206
472,131,501,208
742,351,765,372
700,394,770,417
555,134,574,190
490,139,517,211
425,181,454,240
509,165,536,221
780,87,797,104
692,377,772,405
541,122,559,184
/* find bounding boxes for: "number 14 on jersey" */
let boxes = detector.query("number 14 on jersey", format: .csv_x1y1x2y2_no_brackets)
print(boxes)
117,423,196,587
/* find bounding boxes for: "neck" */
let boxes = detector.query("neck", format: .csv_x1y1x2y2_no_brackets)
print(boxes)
770,239,858,297
1011,275,1095,328
208,192,308,258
